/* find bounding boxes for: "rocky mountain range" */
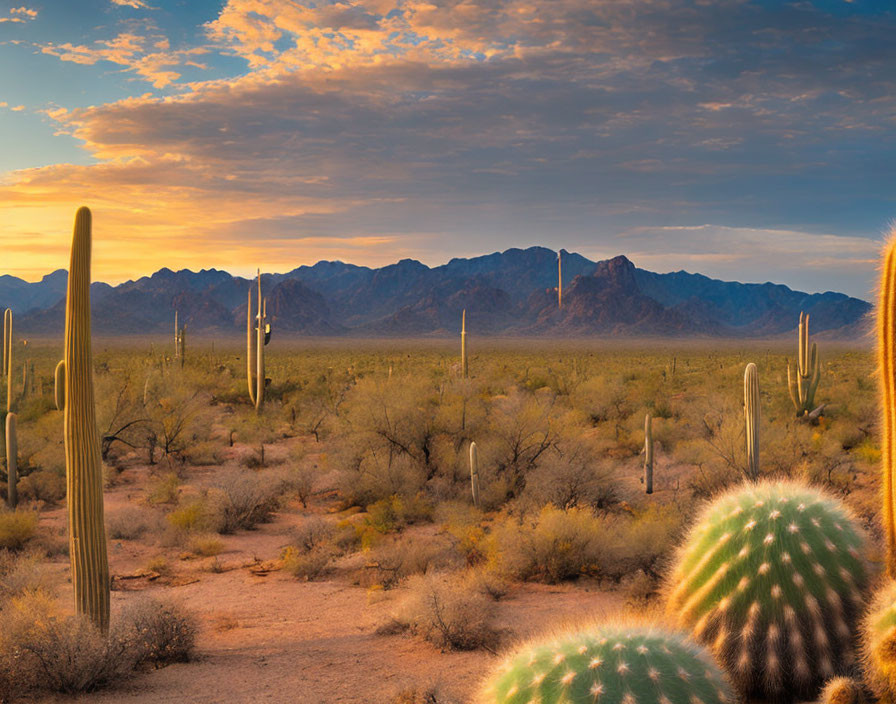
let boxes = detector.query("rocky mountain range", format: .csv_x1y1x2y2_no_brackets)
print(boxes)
2,247,871,338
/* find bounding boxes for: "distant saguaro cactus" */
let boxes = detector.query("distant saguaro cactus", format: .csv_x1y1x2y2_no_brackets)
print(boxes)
788,311,821,416
247,270,271,411
2,308,9,388
461,308,468,378
557,250,562,308
643,413,653,494
63,206,110,631
744,362,760,481
174,311,186,364
470,441,480,509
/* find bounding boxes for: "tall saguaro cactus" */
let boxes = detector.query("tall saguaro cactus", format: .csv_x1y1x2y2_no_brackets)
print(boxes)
880,240,896,578
643,413,653,494
470,440,480,509
744,362,760,481
63,206,110,632
788,311,821,416
246,270,271,412
461,308,468,378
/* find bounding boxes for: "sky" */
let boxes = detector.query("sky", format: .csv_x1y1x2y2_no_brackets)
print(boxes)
0,0,893,299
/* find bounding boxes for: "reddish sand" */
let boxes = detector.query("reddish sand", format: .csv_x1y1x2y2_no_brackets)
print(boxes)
33,447,629,704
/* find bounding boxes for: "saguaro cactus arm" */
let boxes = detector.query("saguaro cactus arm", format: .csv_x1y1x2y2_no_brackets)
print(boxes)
4,309,11,413
461,308,468,379
64,206,110,631
54,360,65,411
247,286,256,405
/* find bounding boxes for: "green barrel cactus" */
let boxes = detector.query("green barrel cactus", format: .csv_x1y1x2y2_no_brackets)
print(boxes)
665,480,868,701
479,622,734,704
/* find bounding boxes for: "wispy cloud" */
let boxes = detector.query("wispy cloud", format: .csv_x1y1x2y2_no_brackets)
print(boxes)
0,6,37,23
110,0,155,9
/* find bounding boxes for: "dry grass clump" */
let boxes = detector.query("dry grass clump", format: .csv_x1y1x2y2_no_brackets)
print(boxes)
0,549,53,600
364,532,462,589
0,592,196,698
487,505,603,582
17,469,66,505
0,510,39,551
107,505,162,540
388,683,460,704
386,571,500,650
207,468,285,533
146,471,182,505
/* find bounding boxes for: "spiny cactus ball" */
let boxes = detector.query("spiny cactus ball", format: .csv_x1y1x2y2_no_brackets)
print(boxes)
665,480,867,702
861,581,896,700
479,622,734,704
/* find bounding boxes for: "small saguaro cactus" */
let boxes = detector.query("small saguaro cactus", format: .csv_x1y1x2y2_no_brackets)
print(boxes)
665,480,868,702
246,270,271,412
643,413,653,494
470,440,481,509
744,363,760,481
63,206,110,632
478,621,735,704
787,311,821,417
173,311,186,364
461,308,468,378
5,411,16,508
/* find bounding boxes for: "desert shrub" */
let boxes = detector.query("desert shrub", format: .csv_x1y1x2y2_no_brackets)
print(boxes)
0,549,53,600
17,469,66,505
1,592,137,694
365,533,462,589
106,505,160,540
600,503,684,580
292,516,336,552
487,505,603,582
167,498,212,533
0,510,39,551
282,455,318,508
146,472,182,505
392,572,499,650
437,502,487,564
463,565,509,601
0,593,196,697
208,469,284,533
119,597,197,667
183,440,224,466
187,534,224,557
522,438,617,510
388,684,459,704
282,545,332,580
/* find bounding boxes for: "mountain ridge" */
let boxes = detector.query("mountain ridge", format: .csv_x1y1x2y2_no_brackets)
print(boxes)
2,248,870,338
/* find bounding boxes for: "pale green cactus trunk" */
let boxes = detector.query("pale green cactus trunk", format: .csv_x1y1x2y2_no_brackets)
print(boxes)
173,311,186,365
470,440,480,508
63,207,110,632
461,309,468,378
5,412,16,508
643,413,654,494
788,311,821,416
4,309,11,413
744,362,760,481
247,270,271,411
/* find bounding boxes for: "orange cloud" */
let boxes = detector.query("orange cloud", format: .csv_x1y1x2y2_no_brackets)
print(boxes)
0,5,37,22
